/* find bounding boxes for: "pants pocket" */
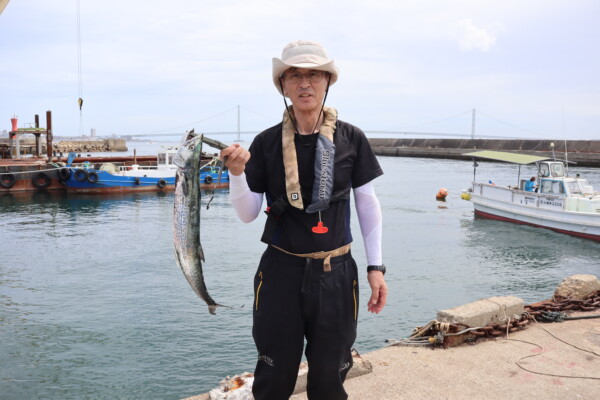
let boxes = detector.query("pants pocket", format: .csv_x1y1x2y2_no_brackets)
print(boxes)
255,270,264,311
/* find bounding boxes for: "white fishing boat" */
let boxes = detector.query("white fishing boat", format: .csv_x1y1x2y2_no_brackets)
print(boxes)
462,150,600,242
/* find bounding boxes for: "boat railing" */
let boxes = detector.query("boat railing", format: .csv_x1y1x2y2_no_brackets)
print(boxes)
117,165,159,172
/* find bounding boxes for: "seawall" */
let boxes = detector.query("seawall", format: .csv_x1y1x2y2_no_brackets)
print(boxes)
369,138,600,167
53,139,128,153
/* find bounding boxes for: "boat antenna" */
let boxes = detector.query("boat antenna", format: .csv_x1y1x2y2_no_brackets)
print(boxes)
550,142,556,161
562,107,569,176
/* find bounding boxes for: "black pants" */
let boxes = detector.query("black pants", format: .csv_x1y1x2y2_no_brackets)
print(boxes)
252,246,359,400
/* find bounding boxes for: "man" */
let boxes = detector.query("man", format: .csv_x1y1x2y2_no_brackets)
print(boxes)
525,176,536,192
220,40,387,400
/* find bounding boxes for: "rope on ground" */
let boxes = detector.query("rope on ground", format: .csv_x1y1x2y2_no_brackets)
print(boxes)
529,315,600,357
385,337,438,347
385,320,466,347
507,315,600,380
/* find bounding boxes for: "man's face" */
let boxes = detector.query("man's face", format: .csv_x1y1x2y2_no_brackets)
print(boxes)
281,68,329,114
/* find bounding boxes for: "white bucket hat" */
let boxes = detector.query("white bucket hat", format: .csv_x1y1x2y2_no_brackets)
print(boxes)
272,40,339,95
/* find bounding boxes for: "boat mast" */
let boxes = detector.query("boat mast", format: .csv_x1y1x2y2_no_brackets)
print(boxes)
563,110,569,176
471,108,476,139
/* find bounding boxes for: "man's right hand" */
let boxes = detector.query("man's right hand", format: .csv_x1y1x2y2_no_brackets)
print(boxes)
220,144,250,176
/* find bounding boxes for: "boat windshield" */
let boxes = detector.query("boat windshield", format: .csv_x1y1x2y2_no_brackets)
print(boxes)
540,179,565,195
539,162,565,178
577,179,593,194
158,152,176,166
567,181,581,194
550,163,565,177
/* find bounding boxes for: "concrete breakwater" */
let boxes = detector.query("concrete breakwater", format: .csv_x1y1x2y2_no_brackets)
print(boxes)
0,138,127,157
369,138,600,167
53,139,127,153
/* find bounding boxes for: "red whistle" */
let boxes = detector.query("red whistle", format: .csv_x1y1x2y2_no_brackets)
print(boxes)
312,221,328,234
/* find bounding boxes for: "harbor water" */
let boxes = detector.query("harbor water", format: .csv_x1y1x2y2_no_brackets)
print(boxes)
2,144,600,399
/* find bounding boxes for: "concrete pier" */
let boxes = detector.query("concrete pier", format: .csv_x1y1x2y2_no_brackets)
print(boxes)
291,314,600,399
188,275,600,400
369,138,600,167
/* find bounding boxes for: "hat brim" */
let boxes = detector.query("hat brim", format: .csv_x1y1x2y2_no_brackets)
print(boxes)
272,58,338,95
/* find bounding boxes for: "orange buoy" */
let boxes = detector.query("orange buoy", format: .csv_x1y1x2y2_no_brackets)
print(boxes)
436,188,448,201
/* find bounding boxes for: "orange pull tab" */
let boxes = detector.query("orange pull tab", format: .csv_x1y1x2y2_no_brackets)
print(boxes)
312,221,328,234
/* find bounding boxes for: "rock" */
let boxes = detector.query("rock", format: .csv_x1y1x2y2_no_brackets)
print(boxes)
207,372,254,400
554,274,600,300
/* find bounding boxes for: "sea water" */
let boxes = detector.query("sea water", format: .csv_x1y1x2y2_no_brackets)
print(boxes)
2,148,600,399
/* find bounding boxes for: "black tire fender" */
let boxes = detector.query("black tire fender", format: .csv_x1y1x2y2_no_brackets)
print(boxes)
87,171,99,184
157,178,167,188
205,175,213,184
59,168,71,181
0,173,16,189
74,169,88,182
32,172,51,189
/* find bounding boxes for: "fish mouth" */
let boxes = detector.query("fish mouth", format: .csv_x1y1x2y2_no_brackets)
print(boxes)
180,130,200,146
174,131,203,168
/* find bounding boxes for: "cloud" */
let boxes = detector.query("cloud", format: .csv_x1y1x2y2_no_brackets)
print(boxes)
452,18,503,52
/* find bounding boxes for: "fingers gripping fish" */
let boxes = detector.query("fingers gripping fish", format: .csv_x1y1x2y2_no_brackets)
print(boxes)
173,131,228,314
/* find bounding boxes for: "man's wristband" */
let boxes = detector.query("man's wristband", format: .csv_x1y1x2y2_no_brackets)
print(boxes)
367,264,386,275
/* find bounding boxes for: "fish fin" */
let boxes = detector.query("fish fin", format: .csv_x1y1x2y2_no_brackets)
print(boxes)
197,244,205,262
174,248,184,269
207,303,232,315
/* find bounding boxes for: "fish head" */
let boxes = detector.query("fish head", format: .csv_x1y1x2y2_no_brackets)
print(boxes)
174,131,203,169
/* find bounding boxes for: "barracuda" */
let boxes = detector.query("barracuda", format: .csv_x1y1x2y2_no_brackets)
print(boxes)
173,131,228,314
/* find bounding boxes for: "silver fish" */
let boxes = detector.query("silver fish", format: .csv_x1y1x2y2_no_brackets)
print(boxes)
173,131,226,314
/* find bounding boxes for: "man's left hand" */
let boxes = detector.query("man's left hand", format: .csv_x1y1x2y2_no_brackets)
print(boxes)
367,271,387,314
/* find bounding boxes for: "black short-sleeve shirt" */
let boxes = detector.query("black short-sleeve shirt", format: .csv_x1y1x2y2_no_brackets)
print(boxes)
245,119,383,253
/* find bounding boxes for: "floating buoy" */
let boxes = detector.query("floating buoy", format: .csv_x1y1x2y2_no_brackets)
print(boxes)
461,191,471,200
436,188,448,201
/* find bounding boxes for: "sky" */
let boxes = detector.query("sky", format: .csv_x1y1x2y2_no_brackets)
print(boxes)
1,0,599,140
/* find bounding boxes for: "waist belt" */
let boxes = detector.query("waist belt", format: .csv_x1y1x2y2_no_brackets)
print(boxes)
271,243,351,272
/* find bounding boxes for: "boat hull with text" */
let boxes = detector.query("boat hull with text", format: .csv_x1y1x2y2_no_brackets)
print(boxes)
464,151,600,242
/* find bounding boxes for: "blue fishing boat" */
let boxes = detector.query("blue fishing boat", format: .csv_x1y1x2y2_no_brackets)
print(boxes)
60,149,229,194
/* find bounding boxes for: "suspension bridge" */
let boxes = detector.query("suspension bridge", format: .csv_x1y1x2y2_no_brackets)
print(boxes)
118,106,551,141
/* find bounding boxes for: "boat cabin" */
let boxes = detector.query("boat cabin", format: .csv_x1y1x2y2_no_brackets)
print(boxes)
536,161,594,197
157,147,178,170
